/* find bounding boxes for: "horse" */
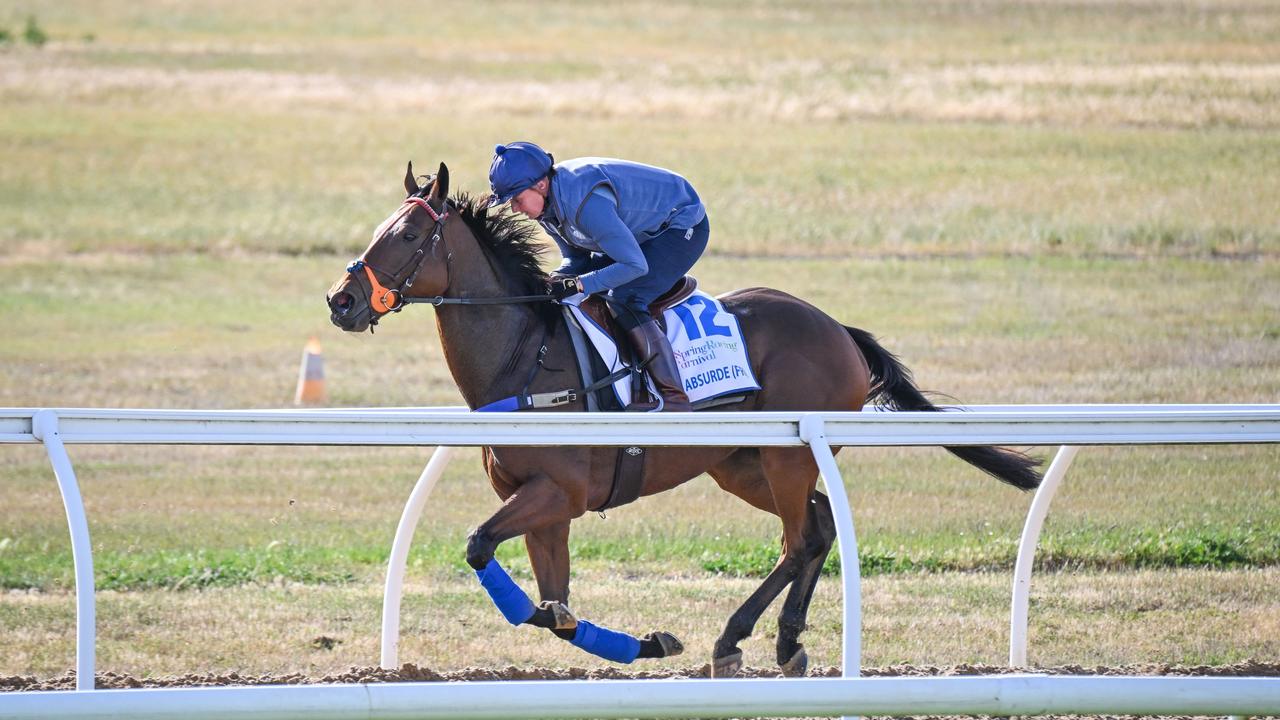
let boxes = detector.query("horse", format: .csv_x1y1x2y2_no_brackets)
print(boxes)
326,162,1041,677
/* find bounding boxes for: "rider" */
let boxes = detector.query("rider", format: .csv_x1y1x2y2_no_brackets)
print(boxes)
487,141,708,412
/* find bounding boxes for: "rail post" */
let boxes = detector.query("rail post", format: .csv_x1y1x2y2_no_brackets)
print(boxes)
30,409,96,691
1009,445,1080,667
798,415,861,678
380,445,458,669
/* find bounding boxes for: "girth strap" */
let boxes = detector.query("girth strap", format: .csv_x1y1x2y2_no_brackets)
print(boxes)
474,363,638,413
594,445,646,512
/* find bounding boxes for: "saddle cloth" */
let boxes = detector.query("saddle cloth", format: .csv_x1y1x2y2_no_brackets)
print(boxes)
563,282,760,407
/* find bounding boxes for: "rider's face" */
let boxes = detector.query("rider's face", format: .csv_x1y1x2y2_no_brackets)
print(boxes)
509,180,547,219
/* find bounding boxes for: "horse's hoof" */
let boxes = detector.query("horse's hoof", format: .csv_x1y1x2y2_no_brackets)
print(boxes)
779,646,808,677
646,631,684,658
711,650,743,678
537,600,578,631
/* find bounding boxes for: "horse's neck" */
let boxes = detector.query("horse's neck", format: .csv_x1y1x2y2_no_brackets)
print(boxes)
433,232,547,409
436,305,544,409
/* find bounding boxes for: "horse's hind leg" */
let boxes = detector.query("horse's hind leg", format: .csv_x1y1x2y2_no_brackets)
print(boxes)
775,491,836,676
707,447,820,677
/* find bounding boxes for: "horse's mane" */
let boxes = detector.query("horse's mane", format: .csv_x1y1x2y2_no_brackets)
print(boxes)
445,192,559,327
449,193,548,292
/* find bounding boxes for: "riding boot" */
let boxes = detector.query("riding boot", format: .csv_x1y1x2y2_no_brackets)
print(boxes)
625,320,692,412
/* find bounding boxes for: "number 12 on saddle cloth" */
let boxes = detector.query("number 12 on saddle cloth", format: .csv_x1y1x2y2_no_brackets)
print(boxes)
565,289,761,407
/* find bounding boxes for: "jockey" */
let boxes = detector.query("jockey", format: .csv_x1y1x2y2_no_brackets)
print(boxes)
487,141,708,412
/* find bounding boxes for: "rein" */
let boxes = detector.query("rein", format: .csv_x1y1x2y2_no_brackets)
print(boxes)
400,294,555,306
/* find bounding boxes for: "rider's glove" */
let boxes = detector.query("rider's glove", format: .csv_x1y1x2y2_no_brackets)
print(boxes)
546,276,584,300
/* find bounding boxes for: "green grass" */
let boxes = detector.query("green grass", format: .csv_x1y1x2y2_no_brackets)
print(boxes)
702,525,1280,578
0,547,362,592
5,523,1276,592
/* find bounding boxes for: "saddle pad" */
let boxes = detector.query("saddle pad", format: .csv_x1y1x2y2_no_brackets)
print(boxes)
565,289,761,407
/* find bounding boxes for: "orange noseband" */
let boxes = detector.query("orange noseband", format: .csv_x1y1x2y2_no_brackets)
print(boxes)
362,263,402,314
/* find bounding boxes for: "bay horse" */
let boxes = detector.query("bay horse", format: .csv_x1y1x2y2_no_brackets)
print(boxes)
326,163,1040,676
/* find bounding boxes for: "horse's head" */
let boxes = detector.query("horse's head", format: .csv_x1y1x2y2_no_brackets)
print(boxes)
326,161,453,333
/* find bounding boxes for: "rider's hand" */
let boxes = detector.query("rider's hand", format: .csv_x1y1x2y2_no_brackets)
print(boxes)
546,276,583,300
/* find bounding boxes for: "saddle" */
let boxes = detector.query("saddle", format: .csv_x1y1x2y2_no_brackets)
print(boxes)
565,275,751,413
575,276,698,344
568,276,702,410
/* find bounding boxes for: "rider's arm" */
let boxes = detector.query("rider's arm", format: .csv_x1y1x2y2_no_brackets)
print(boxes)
575,188,647,295
551,234,595,276
540,220,593,276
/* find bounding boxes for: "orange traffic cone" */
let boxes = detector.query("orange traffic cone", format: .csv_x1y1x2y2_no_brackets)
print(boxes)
294,336,326,405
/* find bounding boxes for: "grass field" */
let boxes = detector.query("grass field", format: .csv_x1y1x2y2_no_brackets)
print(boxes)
1,0,1278,683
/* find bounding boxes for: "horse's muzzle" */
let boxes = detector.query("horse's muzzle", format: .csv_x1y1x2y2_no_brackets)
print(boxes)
327,291,368,332
329,290,354,317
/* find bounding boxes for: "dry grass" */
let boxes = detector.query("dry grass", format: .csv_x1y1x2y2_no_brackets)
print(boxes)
2,568,1276,677
4,52,1278,129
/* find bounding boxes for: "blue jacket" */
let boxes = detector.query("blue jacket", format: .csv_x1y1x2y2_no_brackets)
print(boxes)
539,158,705,294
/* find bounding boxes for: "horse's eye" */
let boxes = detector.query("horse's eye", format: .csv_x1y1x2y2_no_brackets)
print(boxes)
403,232,418,243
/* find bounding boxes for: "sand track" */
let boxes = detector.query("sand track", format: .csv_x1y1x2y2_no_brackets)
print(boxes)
4,661,1279,692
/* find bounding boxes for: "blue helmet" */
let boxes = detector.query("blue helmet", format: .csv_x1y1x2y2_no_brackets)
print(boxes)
487,141,554,207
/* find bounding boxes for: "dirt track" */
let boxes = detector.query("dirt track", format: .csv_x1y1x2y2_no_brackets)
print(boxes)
4,661,1278,692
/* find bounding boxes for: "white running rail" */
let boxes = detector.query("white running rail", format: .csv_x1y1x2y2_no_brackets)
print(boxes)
1,404,1278,718
1,675,1278,719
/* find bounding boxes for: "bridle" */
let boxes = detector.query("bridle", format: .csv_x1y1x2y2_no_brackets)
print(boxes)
344,194,554,329
344,195,450,319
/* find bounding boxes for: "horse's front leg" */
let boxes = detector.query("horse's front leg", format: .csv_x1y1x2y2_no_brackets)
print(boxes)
524,519,684,661
464,472,580,628
526,520,572,604
465,471,579,572
465,475,681,662
523,520,578,634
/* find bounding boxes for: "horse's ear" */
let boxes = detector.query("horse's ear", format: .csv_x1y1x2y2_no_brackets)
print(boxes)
404,161,419,196
430,162,450,201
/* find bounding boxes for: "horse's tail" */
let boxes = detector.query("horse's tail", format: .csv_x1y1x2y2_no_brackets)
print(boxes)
845,325,1042,491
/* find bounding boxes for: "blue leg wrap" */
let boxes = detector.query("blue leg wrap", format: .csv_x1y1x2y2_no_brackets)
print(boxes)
475,558,535,626
570,620,641,664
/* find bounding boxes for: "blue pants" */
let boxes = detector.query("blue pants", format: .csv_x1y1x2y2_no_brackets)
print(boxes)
585,217,710,328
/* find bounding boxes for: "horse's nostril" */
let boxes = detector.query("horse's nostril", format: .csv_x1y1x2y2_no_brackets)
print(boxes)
331,291,353,315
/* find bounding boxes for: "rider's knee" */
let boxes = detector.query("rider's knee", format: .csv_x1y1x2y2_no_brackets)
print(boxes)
609,297,651,331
